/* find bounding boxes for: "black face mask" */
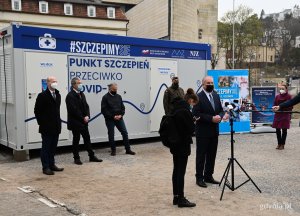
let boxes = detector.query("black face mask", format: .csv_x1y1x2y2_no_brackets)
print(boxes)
110,91,117,95
172,83,179,89
205,85,214,93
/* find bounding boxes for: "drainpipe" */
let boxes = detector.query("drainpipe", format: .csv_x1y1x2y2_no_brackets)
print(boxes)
168,0,172,40
126,20,129,36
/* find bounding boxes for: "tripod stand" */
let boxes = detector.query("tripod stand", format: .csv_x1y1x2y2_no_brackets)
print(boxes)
219,114,261,201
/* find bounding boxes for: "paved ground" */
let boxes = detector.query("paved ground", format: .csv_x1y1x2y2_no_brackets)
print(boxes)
0,120,300,216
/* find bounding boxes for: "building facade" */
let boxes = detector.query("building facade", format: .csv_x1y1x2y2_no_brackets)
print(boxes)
125,0,218,54
0,0,129,35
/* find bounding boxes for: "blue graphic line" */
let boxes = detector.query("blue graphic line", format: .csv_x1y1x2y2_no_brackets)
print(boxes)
123,83,168,114
24,83,168,123
196,85,203,94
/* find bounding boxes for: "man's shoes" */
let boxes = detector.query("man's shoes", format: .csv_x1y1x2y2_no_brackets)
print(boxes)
111,150,116,156
173,196,179,205
126,150,136,155
204,176,220,184
276,144,281,149
43,168,54,175
278,145,284,150
74,159,83,165
177,197,196,208
89,156,103,162
50,165,64,172
196,179,207,188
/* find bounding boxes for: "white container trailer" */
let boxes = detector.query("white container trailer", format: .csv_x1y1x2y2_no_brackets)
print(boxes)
0,24,210,157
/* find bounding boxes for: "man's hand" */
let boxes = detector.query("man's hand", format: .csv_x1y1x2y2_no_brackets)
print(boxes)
84,116,89,123
223,113,229,121
114,115,122,121
272,106,280,111
212,115,221,123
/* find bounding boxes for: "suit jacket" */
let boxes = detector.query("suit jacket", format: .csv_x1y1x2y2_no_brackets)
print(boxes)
34,88,62,135
65,89,90,131
193,90,224,138
279,92,300,109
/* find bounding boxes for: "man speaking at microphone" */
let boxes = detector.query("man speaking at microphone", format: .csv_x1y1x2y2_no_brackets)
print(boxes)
193,76,226,188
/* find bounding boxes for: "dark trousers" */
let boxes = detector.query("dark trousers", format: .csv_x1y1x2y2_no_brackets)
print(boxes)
72,127,95,160
105,118,130,151
276,129,287,145
172,155,188,197
196,136,218,180
41,134,59,170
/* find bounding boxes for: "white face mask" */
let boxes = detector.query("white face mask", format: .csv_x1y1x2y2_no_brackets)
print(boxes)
279,89,286,94
50,82,58,89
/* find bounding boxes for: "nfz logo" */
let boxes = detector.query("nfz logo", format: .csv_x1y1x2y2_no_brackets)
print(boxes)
142,50,150,55
190,51,200,57
171,50,184,57
39,33,56,50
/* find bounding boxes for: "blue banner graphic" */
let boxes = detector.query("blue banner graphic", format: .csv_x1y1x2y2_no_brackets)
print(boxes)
251,87,276,124
13,25,211,60
208,70,251,133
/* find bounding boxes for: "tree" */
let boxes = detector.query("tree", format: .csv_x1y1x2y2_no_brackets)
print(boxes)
218,5,263,69
260,9,265,20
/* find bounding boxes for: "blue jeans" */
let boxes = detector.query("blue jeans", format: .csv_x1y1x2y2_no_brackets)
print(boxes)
41,134,59,170
105,118,130,151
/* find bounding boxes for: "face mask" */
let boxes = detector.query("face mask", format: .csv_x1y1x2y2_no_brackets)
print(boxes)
172,83,179,89
110,91,117,95
205,84,214,93
77,84,83,92
50,82,58,89
279,89,286,94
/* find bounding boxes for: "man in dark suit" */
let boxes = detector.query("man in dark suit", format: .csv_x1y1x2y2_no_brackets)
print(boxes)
101,83,136,156
34,76,64,175
66,77,102,165
193,76,225,187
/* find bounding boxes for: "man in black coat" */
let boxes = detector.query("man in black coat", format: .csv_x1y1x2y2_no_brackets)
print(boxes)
66,77,102,165
101,83,135,156
34,76,64,175
193,76,225,188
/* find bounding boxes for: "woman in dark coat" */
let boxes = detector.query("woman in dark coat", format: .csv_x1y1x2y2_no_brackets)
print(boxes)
171,88,198,208
272,84,293,150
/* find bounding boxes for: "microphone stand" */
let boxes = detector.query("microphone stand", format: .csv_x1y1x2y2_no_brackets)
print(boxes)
219,112,262,201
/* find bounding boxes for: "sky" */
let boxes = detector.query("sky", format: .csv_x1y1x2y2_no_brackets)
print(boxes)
218,0,299,19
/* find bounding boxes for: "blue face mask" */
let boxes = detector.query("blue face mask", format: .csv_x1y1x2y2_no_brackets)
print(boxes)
77,84,83,92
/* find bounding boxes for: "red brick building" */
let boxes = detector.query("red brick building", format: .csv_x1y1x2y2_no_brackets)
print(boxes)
0,0,129,35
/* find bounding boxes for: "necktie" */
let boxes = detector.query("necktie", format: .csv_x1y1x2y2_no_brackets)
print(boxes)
209,94,215,110
52,92,56,100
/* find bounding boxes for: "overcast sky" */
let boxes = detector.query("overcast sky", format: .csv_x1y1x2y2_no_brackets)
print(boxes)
218,0,299,19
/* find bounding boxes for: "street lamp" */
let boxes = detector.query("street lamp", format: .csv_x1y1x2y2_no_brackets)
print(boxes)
232,0,235,69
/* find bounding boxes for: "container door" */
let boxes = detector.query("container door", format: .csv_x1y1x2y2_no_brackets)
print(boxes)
150,59,177,132
25,52,69,143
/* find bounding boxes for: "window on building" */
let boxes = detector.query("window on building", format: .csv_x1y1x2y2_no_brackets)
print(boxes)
11,0,21,11
39,1,48,14
270,55,273,62
107,7,115,19
198,29,203,39
64,3,73,15
87,6,96,17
